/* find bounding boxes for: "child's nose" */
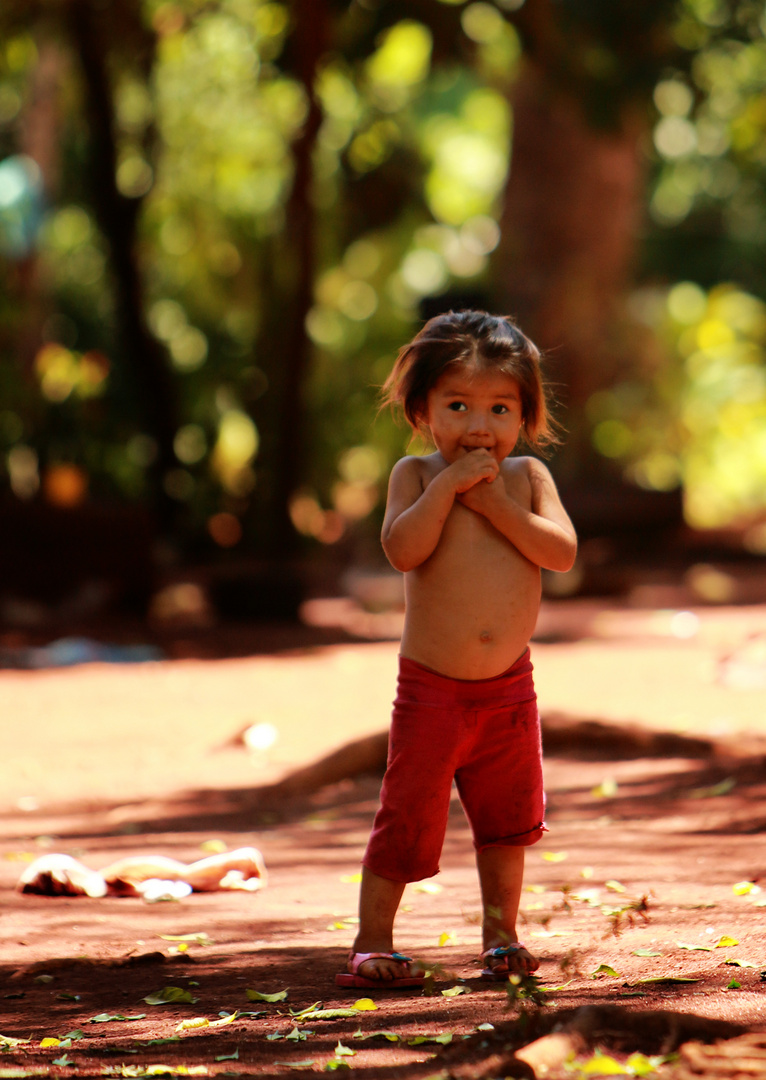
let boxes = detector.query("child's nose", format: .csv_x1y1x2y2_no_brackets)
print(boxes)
467,410,490,433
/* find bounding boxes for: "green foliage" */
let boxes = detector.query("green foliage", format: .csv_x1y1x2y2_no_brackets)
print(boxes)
1,0,766,555
591,282,766,530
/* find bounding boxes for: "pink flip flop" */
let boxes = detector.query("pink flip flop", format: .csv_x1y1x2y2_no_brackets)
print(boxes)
335,951,425,989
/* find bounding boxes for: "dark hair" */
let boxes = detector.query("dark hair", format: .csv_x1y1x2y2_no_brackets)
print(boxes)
380,310,558,449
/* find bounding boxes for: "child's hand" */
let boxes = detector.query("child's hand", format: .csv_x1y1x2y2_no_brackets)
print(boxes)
457,469,508,515
447,449,499,494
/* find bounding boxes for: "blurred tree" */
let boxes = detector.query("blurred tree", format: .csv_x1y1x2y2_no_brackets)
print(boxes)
0,0,765,596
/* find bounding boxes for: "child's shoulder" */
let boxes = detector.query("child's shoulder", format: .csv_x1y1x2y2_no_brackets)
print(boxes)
501,454,553,479
390,452,442,480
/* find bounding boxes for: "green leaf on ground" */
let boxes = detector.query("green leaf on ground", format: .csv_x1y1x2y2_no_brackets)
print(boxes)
274,1060,315,1070
160,933,214,946
351,1030,399,1042
726,979,742,989
408,1033,453,1046
605,880,627,893
88,1013,147,1023
333,1043,356,1057
677,942,714,951
441,985,470,997
591,964,620,978
689,777,735,798
285,1028,313,1042
52,1056,73,1067
144,986,198,1005
215,1049,239,1061
246,987,288,1003
632,949,662,957
634,976,700,984
723,958,756,967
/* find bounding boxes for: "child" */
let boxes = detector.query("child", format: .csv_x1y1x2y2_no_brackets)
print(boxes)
336,310,577,989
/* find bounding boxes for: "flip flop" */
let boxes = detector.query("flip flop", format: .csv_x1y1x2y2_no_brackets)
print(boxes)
335,951,425,989
480,942,532,980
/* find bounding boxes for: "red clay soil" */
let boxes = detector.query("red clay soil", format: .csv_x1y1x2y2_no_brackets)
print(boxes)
1,597,766,1078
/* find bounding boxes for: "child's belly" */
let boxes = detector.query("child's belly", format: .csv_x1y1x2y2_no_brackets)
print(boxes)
400,511,541,680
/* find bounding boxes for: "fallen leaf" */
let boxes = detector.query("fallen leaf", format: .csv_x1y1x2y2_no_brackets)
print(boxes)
476,1023,494,1031
591,964,620,978
144,986,198,1005
340,874,362,884
591,779,618,799
438,931,457,947
292,1007,360,1021
689,777,735,798
286,1027,313,1042
351,1030,399,1042
412,881,442,894
633,976,699,984
176,1018,210,1032
581,1052,629,1075
605,880,626,893
39,1038,61,1048
88,1013,147,1023
716,935,739,948
632,949,662,957
352,998,376,1011
52,1055,73,1067
215,1049,239,1061
0,1034,30,1047
723,958,756,968
408,1033,453,1046
441,985,470,997
274,1060,315,1070
676,942,713,952
733,881,760,896
160,933,213,947
333,1042,356,1057
542,851,568,863
246,987,288,1003
726,979,742,989
200,839,227,854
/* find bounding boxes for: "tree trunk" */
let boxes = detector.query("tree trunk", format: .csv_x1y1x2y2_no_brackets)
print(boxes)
494,60,646,481
251,0,327,557
66,0,178,523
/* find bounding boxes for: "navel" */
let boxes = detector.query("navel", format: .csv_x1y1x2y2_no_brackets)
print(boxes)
479,630,493,643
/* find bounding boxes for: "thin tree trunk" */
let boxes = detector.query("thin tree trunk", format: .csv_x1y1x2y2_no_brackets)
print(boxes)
66,0,178,520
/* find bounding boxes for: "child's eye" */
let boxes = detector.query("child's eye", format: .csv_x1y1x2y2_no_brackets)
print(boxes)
492,404,508,414
448,401,467,411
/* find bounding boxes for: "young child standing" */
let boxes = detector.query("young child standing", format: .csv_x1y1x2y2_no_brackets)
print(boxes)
336,310,577,989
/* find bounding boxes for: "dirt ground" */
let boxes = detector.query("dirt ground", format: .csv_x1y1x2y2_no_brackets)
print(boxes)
2,595,766,1078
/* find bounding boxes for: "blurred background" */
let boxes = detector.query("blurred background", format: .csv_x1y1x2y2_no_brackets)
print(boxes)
1,0,766,647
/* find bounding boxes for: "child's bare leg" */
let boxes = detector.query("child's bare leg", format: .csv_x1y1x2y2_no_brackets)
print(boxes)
476,845,538,975
348,865,409,981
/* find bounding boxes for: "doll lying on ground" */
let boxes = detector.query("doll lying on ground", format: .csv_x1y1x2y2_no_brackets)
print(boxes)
17,847,266,901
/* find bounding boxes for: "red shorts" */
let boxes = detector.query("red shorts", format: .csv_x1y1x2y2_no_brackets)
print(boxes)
363,649,546,883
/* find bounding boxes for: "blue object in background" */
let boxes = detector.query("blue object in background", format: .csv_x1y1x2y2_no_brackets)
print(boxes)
0,154,44,258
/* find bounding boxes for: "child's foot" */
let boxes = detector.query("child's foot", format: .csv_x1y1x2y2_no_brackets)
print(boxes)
480,942,538,980
335,951,424,989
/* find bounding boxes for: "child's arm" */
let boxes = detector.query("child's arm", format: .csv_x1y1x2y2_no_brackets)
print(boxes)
457,457,577,573
382,453,498,572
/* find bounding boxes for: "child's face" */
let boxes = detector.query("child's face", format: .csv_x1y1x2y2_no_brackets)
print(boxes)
423,366,523,465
